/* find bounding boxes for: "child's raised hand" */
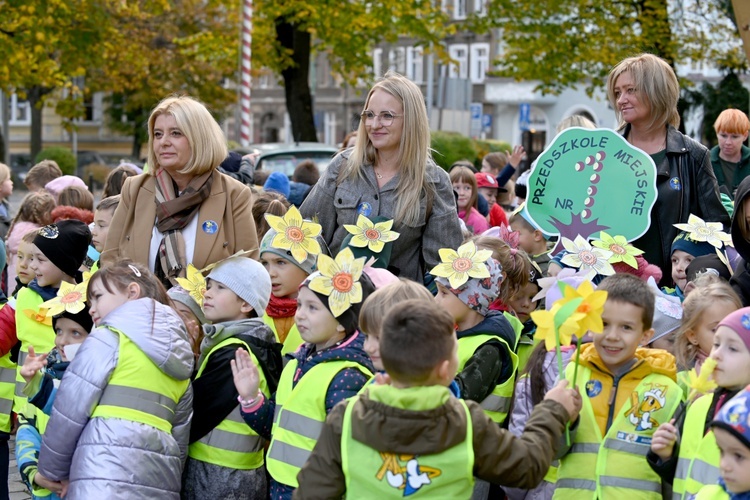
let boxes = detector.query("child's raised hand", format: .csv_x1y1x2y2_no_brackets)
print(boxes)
20,346,47,382
230,348,260,401
651,419,678,460
544,380,582,422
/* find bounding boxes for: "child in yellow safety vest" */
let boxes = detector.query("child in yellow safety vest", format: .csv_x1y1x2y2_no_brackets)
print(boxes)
649,306,750,499
259,207,321,356
182,256,282,500
554,274,683,500
37,261,193,499
232,248,375,500
695,384,750,499
16,286,92,500
294,299,582,499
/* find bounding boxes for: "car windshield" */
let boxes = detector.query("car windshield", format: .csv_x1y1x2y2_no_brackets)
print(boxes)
258,153,334,177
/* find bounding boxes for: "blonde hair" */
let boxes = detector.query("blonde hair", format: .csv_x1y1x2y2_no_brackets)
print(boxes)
339,71,433,226
25,160,62,189
606,53,680,131
147,95,228,177
7,191,55,241
450,166,478,223
556,114,597,133
0,163,10,184
675,282,741,370
471,235,530,305
359,278,433,337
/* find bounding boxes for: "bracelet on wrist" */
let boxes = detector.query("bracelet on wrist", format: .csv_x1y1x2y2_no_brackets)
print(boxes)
238,391,262,408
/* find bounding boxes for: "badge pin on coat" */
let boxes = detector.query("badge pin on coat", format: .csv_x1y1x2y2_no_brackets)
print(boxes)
202,220,218,234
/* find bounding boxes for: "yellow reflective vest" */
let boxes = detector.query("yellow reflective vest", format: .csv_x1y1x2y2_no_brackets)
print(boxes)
266,358,371,488
340,392,475,498
457,333,518,424
673,394,719,499
91,329,189,433
189,337,268,470
14,288,56,433
695,484,730,500
554,362,681,500
263,313,304,357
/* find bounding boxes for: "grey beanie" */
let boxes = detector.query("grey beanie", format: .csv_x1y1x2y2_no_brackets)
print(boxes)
207,257,271,314
259,227,317,275
168,285,208,325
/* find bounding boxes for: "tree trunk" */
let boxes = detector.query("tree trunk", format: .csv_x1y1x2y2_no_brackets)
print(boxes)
132,116,143,159
27,86,46,160
732,0,750,63
638,0,674,64
275,19,318,142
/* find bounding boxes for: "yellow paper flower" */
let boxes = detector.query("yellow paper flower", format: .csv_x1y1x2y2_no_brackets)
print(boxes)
687,357,718,397
561,235,615,276
41,281,88,317
343,215,399,253
674,214,731,249
591,232,644,269
265,206,322,264
561,280,608,335
175,264,207,307
24,308,52,326
430,241,493,289
308,248,367,317
531,303,585,351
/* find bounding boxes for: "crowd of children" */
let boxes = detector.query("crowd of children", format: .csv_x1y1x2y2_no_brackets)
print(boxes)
2,115,750,500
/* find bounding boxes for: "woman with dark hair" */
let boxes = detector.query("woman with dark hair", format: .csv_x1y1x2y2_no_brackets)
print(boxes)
606,53,729,285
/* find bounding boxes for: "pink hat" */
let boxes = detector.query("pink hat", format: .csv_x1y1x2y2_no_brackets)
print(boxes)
717,307,750,354
45,175,88,202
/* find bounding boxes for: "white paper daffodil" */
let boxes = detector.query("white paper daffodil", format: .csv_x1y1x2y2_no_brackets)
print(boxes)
561,235,615,276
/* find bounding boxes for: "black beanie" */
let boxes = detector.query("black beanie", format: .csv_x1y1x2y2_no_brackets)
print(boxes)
52,303,94,334
33,220,92,278
308,272,376,335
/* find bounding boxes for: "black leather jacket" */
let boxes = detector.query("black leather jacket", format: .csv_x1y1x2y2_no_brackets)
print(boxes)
624,124,730,287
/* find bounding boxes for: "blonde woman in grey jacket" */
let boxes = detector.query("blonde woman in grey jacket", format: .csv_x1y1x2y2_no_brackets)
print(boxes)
301,71,463,283
37,262,193,499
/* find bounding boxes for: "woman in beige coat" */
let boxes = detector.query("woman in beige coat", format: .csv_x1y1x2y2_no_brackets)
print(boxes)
101,96,258,287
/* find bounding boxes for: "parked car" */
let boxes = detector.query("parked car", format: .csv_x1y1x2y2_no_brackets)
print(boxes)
234,142,338,178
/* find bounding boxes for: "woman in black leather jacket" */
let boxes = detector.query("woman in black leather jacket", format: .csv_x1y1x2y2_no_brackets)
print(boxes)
606,53,729,286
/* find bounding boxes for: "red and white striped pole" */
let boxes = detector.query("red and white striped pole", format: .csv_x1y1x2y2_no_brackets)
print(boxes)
239,0,253,146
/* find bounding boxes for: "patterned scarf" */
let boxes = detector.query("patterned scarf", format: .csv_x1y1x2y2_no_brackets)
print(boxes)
266,294,298,319
154,168,214,285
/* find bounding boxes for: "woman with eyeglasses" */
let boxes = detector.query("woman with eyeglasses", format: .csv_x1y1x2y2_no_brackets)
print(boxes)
300,71,463,283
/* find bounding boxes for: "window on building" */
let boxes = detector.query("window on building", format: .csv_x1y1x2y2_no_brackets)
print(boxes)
448,44,469,79
406,47,424,83
373,48,383,78
454,0,467,19
470,43,490,83
388,47,406,74
474,0,487,16
9,94,30,125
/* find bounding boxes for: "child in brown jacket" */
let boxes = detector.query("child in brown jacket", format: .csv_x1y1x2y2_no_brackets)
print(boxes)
293,300,581,498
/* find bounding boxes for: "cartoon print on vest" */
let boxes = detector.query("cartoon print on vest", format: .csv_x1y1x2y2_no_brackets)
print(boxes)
378,453,441,496
625,383,668,431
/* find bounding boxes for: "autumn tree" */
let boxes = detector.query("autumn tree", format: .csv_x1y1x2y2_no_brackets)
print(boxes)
251,0,455,141
472,0,745,96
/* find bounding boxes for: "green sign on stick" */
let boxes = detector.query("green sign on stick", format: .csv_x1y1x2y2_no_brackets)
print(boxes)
527,127,657,250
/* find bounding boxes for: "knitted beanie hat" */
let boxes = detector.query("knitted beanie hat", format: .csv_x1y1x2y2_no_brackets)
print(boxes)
259,227,318,275
435,257,504,317
711,385,750,450
33,220,92,278
168,285,208,325
52,302,94,334
264,172,291,198
717,307,750,355
612,255,663,283
671,231,715,258
207,257,271,314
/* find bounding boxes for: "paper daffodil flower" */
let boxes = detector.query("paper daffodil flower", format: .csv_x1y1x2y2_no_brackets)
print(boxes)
687,357,718,397
24,308,52,326
531,301,585,351
674,214,731,249
343,215,399,253
592,232,643,269
560,280,608,335
41,281,88,317
175,264,207,307
308,248,366,317
266,206,322,264
561,235,615,276
430,241,493,290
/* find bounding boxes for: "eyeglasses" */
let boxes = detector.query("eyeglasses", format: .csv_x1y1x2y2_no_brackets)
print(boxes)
361,110,402,127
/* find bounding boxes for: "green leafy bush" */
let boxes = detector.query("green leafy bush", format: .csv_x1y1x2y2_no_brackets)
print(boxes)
35,147,76,175
430,131,478,171
474,139,512,162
